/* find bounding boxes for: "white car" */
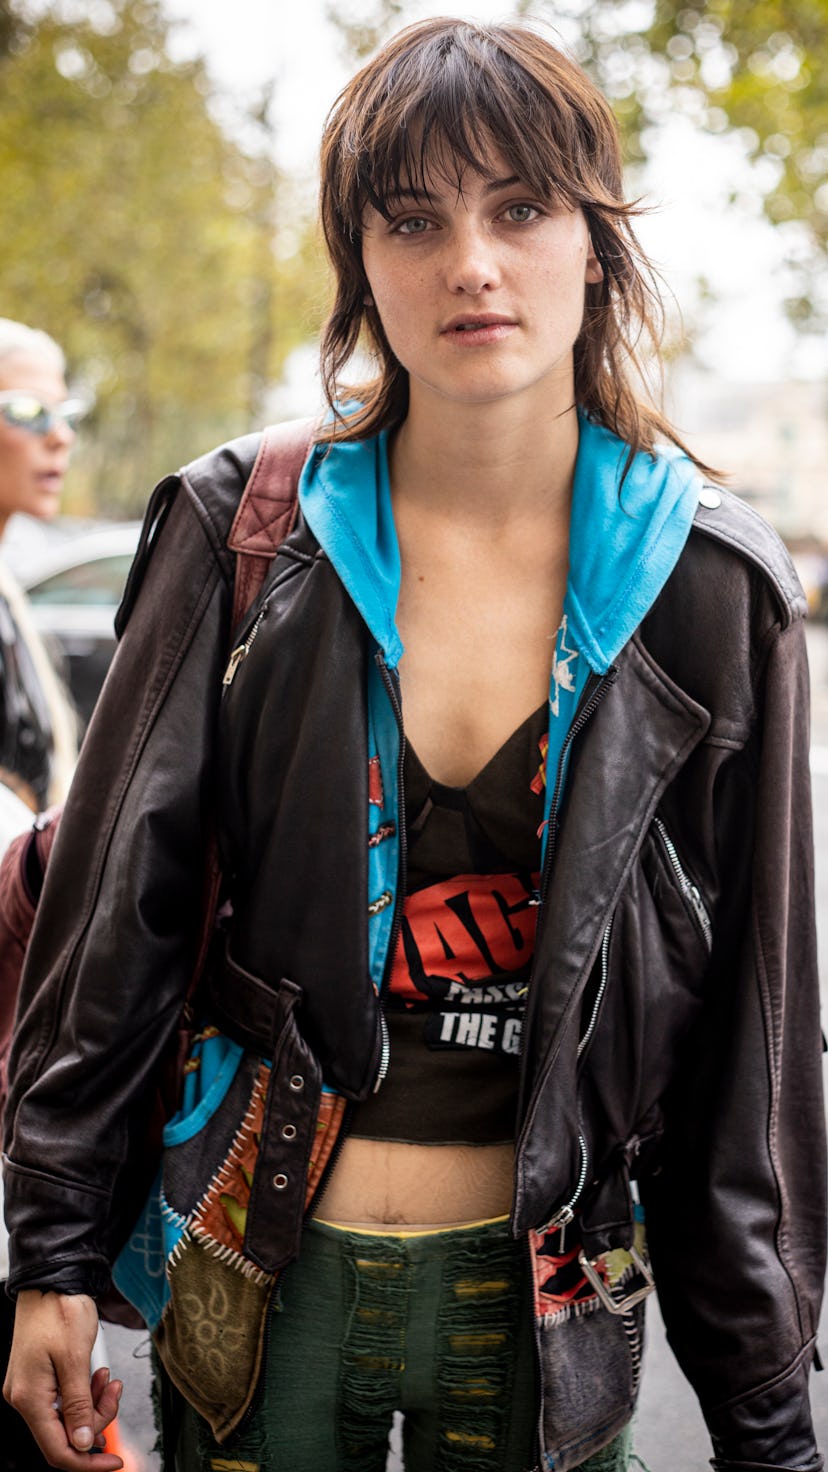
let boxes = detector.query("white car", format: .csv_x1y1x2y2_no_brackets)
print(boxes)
11,521,141,726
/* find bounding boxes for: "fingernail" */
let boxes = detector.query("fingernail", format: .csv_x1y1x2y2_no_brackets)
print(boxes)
115,1382,123,1403
72,1425,94,1450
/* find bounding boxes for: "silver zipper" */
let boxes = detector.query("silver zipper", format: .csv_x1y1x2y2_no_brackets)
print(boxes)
543,917,613,1229
546,1130,589,1230
372,1008,390,1094
653,817,713,951
577,919,613,1059
222,606,266,687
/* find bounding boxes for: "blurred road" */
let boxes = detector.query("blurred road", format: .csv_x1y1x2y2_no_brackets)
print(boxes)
98,623,828,1469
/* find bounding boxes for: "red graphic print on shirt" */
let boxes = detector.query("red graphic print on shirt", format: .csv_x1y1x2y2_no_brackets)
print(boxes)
390,871,540,1002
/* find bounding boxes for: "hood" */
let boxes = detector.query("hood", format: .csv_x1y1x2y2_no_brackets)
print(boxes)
564,412,701,674
298,412,702,680
298,431,403,666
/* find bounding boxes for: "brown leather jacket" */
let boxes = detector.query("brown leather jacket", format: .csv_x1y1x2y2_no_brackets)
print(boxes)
3,431,825,1470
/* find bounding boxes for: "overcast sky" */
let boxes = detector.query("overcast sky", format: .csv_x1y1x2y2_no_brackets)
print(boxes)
162,0,826,385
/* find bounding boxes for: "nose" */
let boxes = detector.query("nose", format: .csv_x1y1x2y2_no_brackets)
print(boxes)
443,220,501,295
46,417,76,450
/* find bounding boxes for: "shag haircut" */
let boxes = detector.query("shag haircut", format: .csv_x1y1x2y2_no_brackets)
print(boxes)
319,16,710,471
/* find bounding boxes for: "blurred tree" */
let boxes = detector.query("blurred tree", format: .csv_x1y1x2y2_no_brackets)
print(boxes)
0,0,324,513
324,0,405,61
630,0,825,325
0,0,21,58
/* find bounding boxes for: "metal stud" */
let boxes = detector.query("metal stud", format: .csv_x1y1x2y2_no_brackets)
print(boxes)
288,1074,304,1091
281,1124,297,1141
272,1173,288,1190
698,485,722,510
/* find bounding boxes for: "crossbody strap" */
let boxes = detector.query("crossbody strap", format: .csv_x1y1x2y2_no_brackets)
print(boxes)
187,416,317,1014
227,416,317,632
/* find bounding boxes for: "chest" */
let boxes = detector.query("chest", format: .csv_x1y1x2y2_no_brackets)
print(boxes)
395,551,566,788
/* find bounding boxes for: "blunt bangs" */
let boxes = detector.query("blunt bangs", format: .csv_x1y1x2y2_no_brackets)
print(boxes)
333,23,621,233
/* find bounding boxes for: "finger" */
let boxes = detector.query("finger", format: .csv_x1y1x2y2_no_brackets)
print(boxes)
26,1401,124,1472
92,1376,123,1433
90,1365,110,1403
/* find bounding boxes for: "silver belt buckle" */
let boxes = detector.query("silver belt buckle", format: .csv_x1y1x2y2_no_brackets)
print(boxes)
578,1244,655,1315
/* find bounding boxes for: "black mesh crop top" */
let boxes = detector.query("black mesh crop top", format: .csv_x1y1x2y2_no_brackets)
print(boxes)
351,702,548,1145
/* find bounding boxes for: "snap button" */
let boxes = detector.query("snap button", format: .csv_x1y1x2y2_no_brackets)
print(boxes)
272,1173,289,1190
281,1124,297,1141
698,485,722,510
288,1074,304,1092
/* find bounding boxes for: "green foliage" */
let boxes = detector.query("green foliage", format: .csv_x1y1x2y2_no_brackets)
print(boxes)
643,3,826,239
0,0,323,513
324,0,406,62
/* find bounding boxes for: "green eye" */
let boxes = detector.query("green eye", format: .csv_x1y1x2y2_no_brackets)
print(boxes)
507,205,535,223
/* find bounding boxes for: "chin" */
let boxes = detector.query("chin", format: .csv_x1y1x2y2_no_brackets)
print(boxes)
31,492,62,521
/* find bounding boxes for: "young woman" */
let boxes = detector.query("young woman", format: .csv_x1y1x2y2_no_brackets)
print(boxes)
3,20,825,1472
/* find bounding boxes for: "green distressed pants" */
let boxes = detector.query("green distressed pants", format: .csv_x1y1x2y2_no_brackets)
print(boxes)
166,1217,633,1472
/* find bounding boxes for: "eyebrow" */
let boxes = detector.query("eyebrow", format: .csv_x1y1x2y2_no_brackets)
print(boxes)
384,174,522,205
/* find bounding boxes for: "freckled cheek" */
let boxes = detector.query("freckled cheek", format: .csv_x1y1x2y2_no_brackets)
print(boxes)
369,270,432,352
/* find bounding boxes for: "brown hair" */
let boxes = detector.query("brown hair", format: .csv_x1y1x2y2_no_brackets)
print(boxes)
318,17,712,473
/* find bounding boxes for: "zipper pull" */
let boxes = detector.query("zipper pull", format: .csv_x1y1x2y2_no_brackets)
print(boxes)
222,644,248,687
546,1203,575,1231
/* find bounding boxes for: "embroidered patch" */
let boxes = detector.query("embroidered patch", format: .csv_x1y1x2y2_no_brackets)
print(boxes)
368,754,384,807
182,1073,346,1263
156,1081,348,1435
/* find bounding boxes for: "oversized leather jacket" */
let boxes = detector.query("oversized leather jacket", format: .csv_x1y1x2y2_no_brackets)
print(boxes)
4,427,826,1471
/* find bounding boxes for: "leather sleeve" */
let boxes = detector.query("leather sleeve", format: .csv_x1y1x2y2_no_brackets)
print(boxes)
641,615,826,1470
2,472,235,1297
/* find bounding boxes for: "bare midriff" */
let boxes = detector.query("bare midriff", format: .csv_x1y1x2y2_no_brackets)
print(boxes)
316,1137,515,1229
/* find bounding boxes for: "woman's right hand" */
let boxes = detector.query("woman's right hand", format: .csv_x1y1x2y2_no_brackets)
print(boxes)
3,1289,124,1470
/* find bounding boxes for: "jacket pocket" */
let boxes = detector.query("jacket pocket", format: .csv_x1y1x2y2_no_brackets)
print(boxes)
651,815,713,952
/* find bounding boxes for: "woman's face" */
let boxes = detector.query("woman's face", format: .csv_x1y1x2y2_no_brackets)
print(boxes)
361,146,603,420
0,350,75,532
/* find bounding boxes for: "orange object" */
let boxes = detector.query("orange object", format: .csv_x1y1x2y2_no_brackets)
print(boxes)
100,1415,143,1471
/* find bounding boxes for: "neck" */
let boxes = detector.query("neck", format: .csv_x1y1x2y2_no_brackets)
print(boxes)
389,387,580,531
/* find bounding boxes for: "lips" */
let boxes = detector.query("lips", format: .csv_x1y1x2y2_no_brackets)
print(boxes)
442,313,516,333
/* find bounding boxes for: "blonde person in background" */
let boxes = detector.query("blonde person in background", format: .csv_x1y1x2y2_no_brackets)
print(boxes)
0,318,80,821
0,318,82,1470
